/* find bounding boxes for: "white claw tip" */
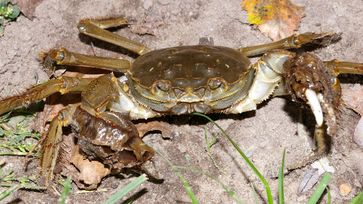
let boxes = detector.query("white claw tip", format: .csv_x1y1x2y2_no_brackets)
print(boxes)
305,89,324,126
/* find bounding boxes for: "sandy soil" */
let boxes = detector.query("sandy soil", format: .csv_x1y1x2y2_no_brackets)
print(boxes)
0,0,362,203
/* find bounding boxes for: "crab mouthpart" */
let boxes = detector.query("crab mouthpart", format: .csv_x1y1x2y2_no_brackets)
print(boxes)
305,88,324,127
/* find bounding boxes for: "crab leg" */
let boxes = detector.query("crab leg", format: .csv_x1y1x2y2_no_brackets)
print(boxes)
229,50,295,113
40,104,75,184
0,76,93,115
287,123,329,171
83,17,128,29
239,32,341,57
287,88,331,171
41,103,155,186
22,74,155,185
78,17,150,55
325,60,363,75
43,48,131,73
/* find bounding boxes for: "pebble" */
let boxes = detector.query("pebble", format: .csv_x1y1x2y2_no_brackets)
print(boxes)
339,183,352,196
353,117,363,148
143,0,153,10
158,0,170,5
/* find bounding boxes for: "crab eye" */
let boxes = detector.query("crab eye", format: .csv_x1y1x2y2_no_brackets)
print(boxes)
208,78,224,90
55,50,65,61
155,80,171,92
48,49,65,62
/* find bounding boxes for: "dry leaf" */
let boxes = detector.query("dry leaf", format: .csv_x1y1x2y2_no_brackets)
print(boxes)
71,145,111,188
242,0,305,40
135,120,174,139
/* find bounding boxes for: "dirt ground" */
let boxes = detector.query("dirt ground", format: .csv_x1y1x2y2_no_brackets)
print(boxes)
0,0,362,203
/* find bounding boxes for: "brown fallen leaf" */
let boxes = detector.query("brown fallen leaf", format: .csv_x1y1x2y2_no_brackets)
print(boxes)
71,145,111,189
13,0,43,19
135,120,174,139
242,0,305,40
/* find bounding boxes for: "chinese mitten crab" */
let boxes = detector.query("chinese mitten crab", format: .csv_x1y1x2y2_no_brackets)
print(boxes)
0,17,362,187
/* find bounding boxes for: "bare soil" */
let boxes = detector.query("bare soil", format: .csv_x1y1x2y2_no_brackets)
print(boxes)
0,0,362,203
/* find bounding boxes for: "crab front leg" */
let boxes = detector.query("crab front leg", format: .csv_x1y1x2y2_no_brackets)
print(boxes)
229,50,295,113
37,73,157,186
0,72,157,186
42,102,154,188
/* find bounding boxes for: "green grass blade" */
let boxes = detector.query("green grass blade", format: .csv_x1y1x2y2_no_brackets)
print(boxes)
0,184,20,201
104,174,147,204
203,128,226,174
278,149,286,204
58,177,72,204
193,112,273,204
175,170,199,204
350,192,363,204
307,172,331,204
327,187,331,204
158,152,200,203
173,165,243,204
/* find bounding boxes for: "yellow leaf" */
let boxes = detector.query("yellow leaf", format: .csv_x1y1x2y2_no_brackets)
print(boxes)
242,0,274,25
242,0,305,40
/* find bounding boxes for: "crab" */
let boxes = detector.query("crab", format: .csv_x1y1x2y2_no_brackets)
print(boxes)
0,17,362,188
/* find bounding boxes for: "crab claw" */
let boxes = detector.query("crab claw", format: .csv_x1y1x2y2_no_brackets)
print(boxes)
284,53,341,135
305,89,324,127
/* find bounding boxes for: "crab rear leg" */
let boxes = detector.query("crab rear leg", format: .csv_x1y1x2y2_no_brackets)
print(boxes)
78,17,150,55
325,60,363,75
43,48,131,73
239,32,341,57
